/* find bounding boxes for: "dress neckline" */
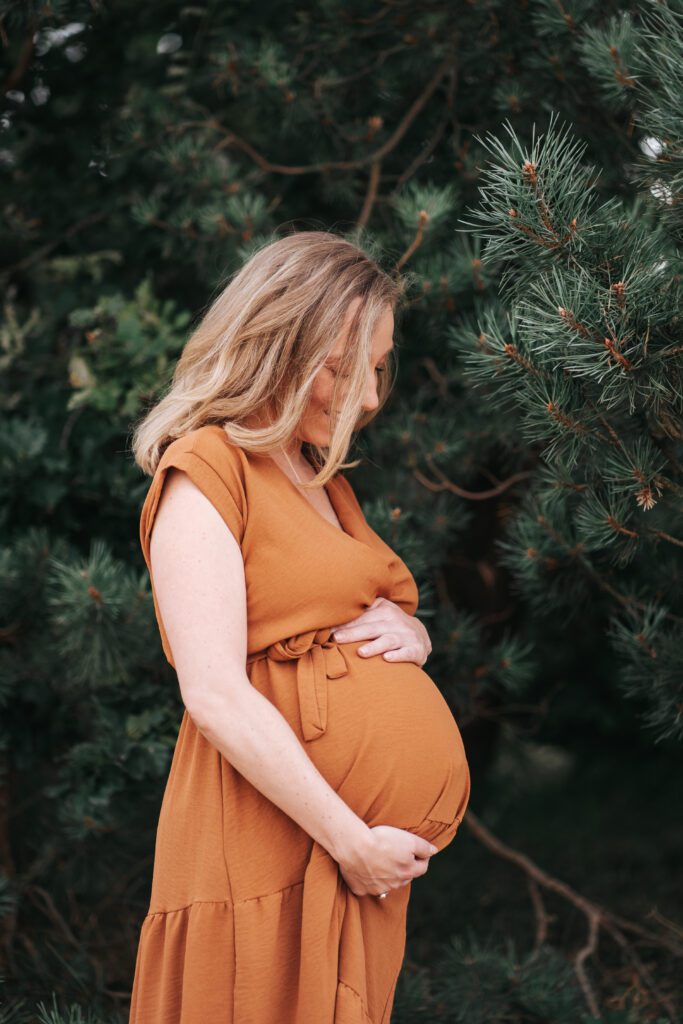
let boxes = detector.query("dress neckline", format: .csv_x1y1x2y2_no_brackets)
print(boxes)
210,425,367,548
265,453,357,542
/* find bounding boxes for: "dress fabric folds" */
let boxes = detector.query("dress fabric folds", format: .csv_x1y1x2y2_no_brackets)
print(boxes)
129,424,471,1024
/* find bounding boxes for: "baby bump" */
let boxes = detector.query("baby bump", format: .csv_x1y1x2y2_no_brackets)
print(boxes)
324,641,469,843
254,638,470,850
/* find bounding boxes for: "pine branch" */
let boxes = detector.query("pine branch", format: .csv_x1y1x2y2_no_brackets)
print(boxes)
415,452,534,501
534,511,683,626
181,48,457,176
391,58,459,195
465,809,681,1021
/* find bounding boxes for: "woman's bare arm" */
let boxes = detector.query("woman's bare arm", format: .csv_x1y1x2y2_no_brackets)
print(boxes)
149,468,378,866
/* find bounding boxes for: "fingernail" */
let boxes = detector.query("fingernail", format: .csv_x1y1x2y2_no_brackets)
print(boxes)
335,631,346,639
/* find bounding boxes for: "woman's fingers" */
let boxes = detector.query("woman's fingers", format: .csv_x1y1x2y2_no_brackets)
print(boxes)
331,624,422,662
332,618,394,641
357,633,404,656
340,597,384,628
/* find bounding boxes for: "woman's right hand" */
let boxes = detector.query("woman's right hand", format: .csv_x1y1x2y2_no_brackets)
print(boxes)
337,825,438,897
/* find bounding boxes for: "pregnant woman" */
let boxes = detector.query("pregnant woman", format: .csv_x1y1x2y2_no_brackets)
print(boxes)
128,231,470,1024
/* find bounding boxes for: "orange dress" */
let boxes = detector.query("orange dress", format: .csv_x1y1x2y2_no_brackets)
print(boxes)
129,423,470,1024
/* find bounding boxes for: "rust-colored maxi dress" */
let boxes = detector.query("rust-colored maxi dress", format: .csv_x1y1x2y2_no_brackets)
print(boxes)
129,423,471,1024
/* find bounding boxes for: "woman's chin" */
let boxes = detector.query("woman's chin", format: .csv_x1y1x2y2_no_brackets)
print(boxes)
302,411,334,445
310,429,333,447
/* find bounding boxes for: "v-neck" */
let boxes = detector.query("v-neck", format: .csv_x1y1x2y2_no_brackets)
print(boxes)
265,453,357,542
211,425,362,545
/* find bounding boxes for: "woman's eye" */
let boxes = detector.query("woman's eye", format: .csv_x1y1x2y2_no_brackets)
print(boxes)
326,363,386,378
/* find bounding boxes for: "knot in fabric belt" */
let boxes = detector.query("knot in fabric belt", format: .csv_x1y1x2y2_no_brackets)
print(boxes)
246,627,350,742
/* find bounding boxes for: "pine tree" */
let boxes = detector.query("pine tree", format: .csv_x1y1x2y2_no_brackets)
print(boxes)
1,0,681,1020
458,102,683,743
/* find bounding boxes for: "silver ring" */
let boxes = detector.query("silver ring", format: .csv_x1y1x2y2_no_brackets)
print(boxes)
377,891,388,899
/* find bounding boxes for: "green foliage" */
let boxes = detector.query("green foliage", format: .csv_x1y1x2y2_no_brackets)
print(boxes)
392,933,674,1023
1,0,681,1018
431,935,586,1023
456,102,683,741
629,2,683,245
578,12,643,111
66,278,190,419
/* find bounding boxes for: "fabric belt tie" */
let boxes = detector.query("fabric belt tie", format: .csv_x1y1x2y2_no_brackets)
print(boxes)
247,627,350,742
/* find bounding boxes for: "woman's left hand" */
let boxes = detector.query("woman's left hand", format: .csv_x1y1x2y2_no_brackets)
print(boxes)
331,597,432,667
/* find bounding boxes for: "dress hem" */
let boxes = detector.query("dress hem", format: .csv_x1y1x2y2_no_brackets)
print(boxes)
144,877,306,918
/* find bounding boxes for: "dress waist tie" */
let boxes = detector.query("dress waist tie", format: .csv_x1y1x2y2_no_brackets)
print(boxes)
246,626,351,742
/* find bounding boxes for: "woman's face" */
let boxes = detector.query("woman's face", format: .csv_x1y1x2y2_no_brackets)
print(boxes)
298,298,395,447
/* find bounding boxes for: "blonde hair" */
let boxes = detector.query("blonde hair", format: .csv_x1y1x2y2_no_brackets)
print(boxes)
130,230,407,489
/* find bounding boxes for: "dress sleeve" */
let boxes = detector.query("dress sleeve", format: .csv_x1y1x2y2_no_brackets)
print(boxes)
139,426,247,572
138,427,247,670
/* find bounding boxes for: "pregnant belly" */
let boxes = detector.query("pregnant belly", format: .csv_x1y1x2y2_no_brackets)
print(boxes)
255,637,471,852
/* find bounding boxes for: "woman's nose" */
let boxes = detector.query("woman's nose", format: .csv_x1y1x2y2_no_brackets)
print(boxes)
360,370,380,413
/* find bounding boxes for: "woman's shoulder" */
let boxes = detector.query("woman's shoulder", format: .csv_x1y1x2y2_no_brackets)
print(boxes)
144,424,248,554
159,423,247,478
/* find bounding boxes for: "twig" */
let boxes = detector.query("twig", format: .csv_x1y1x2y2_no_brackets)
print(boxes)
24,884,81,950
465,809,681,1020
647,908,683,942
395,210,429,270
527,876,552,957
391,56,458,195
415,452,533,500
1,23,35,97
313,43,405,94
535,513,683,626
1,211,109,278
601,917,677,1022
420,356,450,399
356,160,382,228
202,50,456,176
651,528,683,549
